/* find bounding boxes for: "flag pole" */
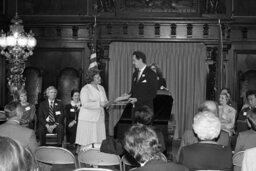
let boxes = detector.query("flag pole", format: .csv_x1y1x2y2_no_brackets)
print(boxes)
217,19,224,94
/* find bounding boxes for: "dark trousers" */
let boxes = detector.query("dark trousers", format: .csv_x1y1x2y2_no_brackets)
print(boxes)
66,124,77,144
39,124,64,146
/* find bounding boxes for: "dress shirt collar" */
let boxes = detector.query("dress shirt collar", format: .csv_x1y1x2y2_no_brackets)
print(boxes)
139,65,147,74
48,99,54,105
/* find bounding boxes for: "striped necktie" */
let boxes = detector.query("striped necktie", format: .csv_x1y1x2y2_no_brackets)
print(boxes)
49,101,55,123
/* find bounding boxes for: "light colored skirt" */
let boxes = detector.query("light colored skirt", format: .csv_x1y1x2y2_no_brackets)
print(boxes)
75,113,106,146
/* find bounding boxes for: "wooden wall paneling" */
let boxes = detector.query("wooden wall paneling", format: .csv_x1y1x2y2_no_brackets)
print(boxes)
25,44,89,97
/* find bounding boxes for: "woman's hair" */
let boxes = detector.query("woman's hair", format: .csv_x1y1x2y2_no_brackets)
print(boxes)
4,101,21,118
71,89,80,98
123,124,163,164
85,68,100,84
0,136,38,171
193,111,221,141
134,106,153,125
150,63,163,78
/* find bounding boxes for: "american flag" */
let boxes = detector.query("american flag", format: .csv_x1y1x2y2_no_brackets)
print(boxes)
88,51,98,69
88,14,98,70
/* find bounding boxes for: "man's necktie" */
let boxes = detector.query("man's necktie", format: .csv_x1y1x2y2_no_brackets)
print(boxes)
49,101,55,123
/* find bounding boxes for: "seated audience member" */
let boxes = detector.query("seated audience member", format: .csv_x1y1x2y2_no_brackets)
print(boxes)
235,108,256,153
0,102,37,153
18,89,36,129
237,90,256,132
124,124,188,171
134,105,166,152
179,111,232,170
218,92,236,136
38,86,64,146
221,88,237,109
65,89,81,146
177,100,229,160
0,136,38,171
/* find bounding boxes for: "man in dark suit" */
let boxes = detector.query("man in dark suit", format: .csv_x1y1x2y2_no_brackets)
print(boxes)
236,90,256,132
38,86,64,146
128,51,158,121
235,108,256,153
0,101,38,153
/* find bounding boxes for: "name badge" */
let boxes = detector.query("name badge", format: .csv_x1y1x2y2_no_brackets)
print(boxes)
70,108,75,112
25,106,31,111
55,111,61,115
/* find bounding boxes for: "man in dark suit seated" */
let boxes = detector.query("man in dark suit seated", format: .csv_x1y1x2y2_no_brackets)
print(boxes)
236,90,256,133
235,108,256,153
38,86,64,146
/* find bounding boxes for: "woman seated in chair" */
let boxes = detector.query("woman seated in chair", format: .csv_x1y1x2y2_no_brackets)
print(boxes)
124,124,188,171
179,111,232,170
218,91,237,136
65,89,81,146
18,89,36,129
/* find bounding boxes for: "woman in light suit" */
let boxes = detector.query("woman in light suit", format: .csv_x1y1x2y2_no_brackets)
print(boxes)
75,68,108,150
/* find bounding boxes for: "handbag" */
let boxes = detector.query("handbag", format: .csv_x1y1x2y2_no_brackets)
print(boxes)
100,137,125,155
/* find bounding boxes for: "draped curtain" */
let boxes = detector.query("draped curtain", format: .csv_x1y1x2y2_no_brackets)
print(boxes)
108,42,207,138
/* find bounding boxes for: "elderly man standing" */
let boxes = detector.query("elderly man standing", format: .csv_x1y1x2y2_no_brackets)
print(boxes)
0,101,38,153
38,86,64,146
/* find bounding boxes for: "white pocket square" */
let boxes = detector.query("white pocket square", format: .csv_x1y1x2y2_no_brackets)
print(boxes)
142,80,147,83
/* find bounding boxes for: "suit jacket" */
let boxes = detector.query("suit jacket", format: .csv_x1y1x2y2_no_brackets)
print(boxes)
131,66,157,110
0,120,38,153
38,99,64,126
132,159,188,171
176,129,230,160
79,84,108,122
179,143,232,170
235,129,256,153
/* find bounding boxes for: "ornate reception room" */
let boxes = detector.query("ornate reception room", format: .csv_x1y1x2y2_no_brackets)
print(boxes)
0,0,256,171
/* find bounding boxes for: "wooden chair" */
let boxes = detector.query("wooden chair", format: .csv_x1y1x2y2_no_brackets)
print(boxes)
73,168,114,171
78,149,122,171
35,146,77,169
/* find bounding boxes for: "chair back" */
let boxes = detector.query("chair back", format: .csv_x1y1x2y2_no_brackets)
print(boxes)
73,168,114,171
35,146,77,168
121,154,138,171
241,147,256,171
233,151,244,167
78,149,122,170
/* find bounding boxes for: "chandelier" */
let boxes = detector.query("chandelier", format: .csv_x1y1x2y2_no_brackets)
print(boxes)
0,11,36,100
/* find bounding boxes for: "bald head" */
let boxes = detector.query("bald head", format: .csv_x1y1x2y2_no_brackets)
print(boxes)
198,100,219,116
